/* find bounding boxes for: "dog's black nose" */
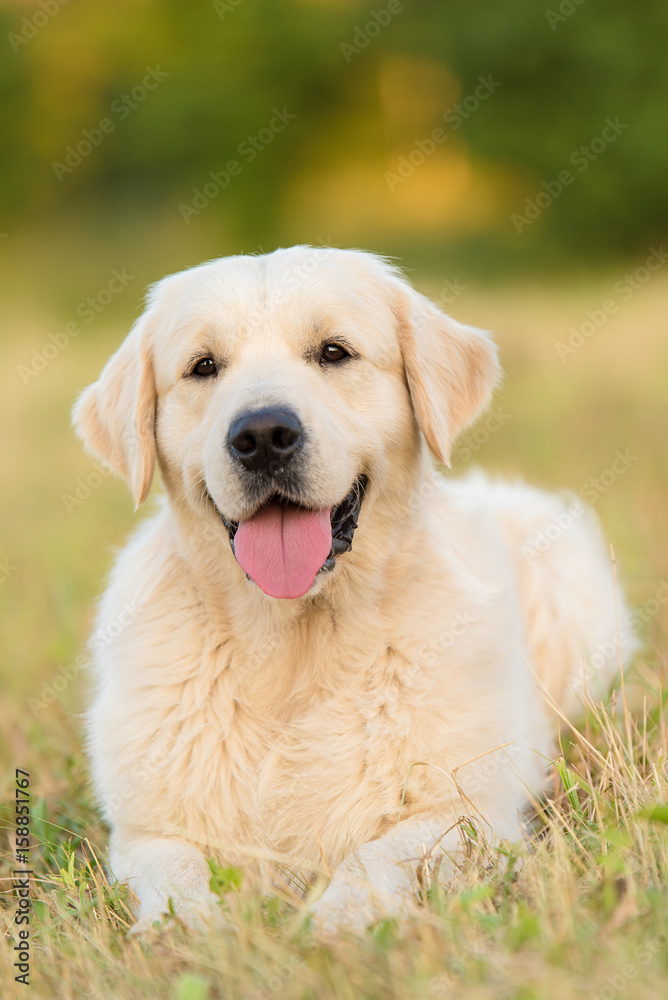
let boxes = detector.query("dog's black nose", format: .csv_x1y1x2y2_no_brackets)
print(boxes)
227,407,304,474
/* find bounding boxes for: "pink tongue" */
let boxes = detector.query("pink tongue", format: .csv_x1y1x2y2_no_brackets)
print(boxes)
233,503,332,599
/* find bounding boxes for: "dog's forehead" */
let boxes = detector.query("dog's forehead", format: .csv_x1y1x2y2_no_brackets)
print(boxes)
149,248,400,355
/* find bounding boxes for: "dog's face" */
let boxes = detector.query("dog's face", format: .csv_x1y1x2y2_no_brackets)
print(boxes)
74,247,499,599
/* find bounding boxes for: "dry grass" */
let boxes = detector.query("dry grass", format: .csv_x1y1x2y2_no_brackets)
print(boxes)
1,268,667,999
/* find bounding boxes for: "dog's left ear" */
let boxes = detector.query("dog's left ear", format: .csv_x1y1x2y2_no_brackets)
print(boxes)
72,315,156,508
392,279,500,466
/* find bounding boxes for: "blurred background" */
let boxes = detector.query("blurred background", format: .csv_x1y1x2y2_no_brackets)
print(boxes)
0,0,666,750
3,0,668,280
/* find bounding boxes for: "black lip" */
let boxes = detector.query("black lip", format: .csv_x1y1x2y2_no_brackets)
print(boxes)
210,475,369,573
321,474,368,573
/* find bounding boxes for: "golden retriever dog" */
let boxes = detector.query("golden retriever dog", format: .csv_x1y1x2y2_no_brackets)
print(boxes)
73,246,634,935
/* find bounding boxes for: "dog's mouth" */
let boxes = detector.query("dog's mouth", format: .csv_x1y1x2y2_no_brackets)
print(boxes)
211,476,368,600
209,475,368,598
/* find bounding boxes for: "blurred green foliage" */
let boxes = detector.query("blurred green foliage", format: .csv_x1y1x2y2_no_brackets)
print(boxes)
0,0,666,271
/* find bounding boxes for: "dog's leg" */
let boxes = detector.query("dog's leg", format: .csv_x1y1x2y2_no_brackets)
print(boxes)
109,830,227,934
308,815,516,935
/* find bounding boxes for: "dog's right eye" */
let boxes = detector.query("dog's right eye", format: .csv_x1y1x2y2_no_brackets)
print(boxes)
189,357,218,378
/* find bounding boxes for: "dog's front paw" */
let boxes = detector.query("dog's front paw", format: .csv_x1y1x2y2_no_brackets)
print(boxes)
309,877,374,937
308,847,420,937
128,890,234,936
127,909,170,937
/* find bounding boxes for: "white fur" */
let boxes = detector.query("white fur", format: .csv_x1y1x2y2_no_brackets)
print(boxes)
73,247,635,933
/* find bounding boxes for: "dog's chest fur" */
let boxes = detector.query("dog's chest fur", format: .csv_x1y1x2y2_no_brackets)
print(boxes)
90,554,517,870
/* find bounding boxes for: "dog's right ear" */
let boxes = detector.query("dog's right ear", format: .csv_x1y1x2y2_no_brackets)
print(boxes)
72,315,156,509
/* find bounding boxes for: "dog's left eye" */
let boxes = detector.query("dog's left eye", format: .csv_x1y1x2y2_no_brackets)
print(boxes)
321,343,350,363
189,357,218,378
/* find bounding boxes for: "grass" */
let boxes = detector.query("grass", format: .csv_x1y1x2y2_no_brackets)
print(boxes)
1,264,667,999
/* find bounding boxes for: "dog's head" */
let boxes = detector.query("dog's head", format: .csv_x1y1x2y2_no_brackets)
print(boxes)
73,247,499,599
